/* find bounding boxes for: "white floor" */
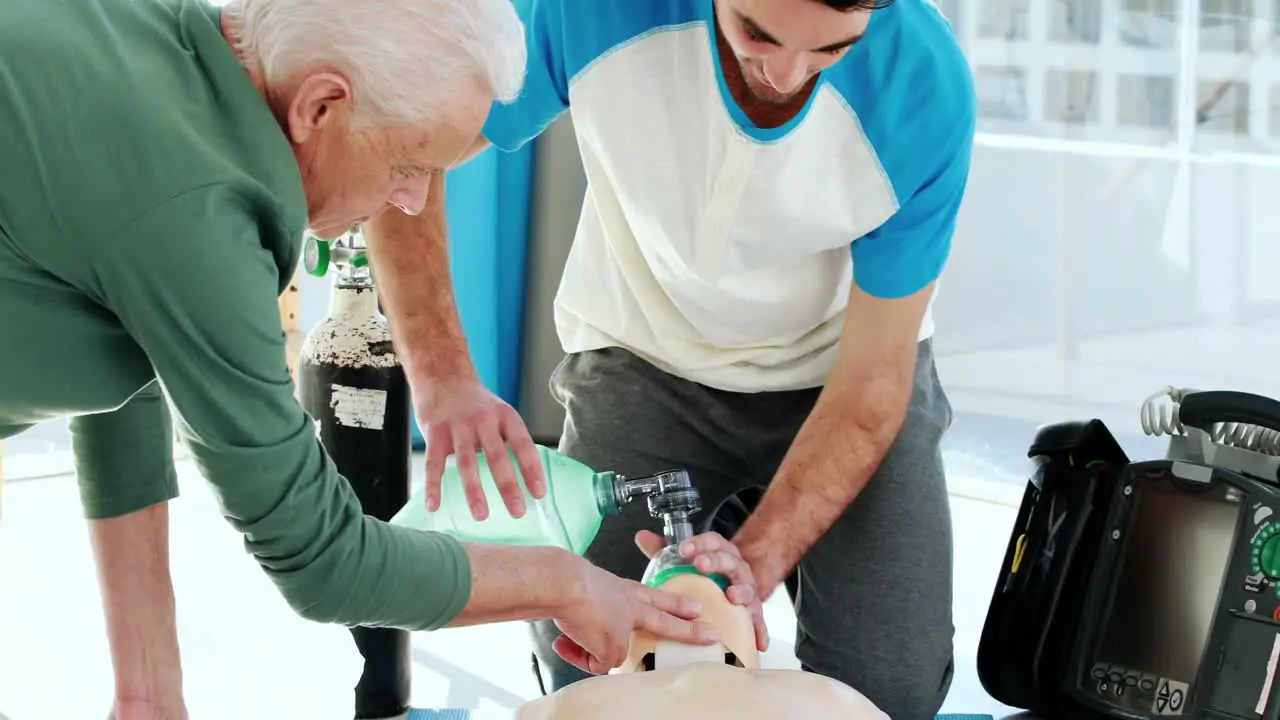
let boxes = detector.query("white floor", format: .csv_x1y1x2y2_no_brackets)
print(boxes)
0,460,1028,719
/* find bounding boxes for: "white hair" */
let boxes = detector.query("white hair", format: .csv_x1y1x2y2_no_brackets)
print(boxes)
229,0,527,125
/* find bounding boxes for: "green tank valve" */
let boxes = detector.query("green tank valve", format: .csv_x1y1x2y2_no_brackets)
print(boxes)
303,236,331,277
304,234,369,278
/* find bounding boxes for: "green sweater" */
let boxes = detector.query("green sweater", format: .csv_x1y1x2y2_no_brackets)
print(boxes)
0,0,471,631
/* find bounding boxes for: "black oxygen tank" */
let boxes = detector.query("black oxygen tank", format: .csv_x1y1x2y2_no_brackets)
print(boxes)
297,231,412,719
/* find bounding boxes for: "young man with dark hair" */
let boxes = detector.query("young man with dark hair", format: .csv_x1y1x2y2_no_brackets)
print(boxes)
368,0,975,716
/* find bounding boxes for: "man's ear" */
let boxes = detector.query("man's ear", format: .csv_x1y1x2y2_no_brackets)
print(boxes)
285,71,352,144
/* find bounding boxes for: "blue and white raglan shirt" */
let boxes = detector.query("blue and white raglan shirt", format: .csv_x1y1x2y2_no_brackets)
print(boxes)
484,0,976,393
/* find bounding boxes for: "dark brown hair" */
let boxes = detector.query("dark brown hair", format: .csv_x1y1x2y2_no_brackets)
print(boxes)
818,0,898,10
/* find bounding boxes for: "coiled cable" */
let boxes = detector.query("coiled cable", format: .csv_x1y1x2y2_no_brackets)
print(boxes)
1140,386,1280,456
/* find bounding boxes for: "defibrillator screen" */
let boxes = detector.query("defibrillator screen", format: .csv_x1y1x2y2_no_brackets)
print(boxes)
1094,480,1240,697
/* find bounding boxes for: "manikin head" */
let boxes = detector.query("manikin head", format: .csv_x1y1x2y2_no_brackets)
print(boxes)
516,572,890,720
221,0,526,238
713,0,890,103
615,573,761,673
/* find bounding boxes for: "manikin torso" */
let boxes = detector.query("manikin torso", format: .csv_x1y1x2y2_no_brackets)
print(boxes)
515,574,889,720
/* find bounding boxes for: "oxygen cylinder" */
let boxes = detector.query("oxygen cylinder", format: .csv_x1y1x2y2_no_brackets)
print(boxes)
297,229,412,720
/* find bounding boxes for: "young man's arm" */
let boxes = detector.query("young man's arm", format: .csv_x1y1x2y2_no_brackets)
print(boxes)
361,137,547,525
732,72,977,597
362,0,576,520
364,137,491,390
732,280,937,597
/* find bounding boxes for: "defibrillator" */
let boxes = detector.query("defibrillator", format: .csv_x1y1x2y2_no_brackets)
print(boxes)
978,387,1280,719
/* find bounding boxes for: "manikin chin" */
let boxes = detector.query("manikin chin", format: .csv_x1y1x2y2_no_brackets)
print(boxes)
515,574,890,720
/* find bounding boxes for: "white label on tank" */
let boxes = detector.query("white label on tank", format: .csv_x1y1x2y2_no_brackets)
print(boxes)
329,385,387,430
1259,634,1280,714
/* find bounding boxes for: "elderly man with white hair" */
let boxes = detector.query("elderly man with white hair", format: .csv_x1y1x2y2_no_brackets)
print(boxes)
0,0,742,718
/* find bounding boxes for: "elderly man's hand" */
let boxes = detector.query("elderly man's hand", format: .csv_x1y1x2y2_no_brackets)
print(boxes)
636,530,770,653
551,560,720,675
415,377,546,520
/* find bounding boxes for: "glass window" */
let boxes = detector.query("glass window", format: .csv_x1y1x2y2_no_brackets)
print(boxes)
1051,0,1105,43
934,0,1280,490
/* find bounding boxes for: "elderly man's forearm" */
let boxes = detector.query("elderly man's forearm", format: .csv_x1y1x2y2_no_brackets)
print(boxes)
446,543,585,626
250,476,584,631
258,511,475,631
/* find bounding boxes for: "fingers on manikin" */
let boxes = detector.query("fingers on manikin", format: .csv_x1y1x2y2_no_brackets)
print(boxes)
692,550,753,583
633,529,667,559
679,531,737,562
726,582,757,607
562,633,622,674
478,422,525,519
728,589,770,652
642,584,703,620
451,425,488,520
502,409,547,499
552,635,595,674
727,582,770,649
724,575,770,651
639,598,719,645
753,612,771,652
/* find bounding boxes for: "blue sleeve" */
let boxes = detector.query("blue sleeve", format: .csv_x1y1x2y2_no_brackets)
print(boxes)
850,111,974,299
848,22,977,301
482,0,570,152
481,1,686,152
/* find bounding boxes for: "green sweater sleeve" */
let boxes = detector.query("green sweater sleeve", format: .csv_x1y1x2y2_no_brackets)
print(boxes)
88,186,472,631
69,380,179,520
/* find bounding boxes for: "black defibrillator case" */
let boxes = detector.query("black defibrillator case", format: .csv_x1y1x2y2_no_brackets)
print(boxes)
978,390,1280,719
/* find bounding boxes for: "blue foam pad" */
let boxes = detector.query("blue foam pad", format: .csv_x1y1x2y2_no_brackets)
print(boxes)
409,707,988,712
408,711,476,720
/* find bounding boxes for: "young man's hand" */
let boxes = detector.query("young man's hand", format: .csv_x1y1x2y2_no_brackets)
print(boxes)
551,562,720,675
414,377,546,520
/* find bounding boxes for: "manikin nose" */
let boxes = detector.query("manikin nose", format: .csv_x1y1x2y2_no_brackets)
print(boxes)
389,181,430,216
761,54,806,94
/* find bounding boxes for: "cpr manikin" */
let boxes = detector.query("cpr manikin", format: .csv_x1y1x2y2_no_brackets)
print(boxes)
515,571,889,720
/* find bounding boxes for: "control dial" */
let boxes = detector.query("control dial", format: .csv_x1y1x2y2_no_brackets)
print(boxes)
1252,521,1280,581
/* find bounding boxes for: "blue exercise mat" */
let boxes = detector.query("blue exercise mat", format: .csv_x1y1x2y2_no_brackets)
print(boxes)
407,707,988,712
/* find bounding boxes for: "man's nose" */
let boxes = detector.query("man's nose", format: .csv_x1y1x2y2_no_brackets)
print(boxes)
761,53,806,93
389,180,430,216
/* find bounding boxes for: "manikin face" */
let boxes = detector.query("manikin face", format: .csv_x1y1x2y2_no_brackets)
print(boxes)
280,72,492,239
615,573,761,674
714,0,872,104
515,572,892,720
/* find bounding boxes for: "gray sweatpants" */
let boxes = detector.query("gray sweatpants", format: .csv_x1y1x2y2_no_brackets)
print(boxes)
529,340,956,719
